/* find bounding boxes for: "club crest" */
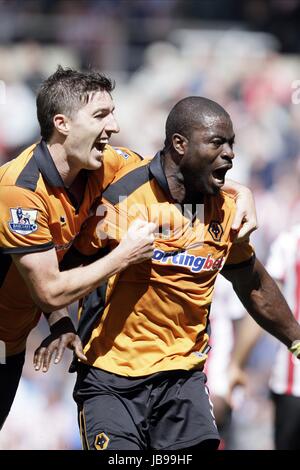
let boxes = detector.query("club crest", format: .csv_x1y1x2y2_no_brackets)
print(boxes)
94,432,110,450
9,207,38,235
208,220,223,242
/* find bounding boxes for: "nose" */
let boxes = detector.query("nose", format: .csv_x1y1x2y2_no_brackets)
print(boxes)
221,142,234,160
105,114,120,135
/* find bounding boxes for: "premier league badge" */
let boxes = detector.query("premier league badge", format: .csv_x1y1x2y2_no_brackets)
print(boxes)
9,207,38,235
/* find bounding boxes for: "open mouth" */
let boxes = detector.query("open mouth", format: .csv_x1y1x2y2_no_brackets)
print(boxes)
212,165,232,185
90,141,107,165
93,141,107,153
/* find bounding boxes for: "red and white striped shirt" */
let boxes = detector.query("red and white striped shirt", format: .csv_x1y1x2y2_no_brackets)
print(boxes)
267,224,300,396
205,275,246,397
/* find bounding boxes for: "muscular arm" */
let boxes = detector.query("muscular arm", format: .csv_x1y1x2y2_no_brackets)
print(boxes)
222,257,300,347
13,247,124,312
12,220,155,312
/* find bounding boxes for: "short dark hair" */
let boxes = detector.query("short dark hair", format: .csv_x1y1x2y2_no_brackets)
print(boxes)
36,66,115,141
164,96,230,149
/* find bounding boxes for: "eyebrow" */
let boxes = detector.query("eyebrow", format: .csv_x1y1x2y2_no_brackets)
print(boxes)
93,106,115,114
211,134,235,142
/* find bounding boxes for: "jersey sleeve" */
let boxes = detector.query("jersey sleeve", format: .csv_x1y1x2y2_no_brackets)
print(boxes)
101,146,142,190
0,186,54,254
223,238,255,269
266,233,287,282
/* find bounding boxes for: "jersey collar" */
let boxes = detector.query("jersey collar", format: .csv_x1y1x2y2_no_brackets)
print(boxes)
33,139,65,187
149,151,172,198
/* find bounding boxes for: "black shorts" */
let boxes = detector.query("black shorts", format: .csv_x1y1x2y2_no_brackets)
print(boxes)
271,392,300,450
0,350,25,430
73,365,220,450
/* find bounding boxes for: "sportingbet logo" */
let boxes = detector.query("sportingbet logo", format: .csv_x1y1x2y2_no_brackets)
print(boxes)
152,249,225,273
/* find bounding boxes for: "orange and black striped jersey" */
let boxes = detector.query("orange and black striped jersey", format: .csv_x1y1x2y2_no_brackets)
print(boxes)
0,140,141,355
77,151,255,377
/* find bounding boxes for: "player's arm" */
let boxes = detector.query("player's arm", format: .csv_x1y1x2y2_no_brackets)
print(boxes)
222,257,300,351
223,179,258,241
227,315,262,398
12,219,155,312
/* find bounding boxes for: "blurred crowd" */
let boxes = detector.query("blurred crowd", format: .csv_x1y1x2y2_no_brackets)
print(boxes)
1,0,300,450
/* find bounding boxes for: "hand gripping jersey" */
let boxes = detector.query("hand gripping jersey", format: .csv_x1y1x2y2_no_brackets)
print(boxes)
0,141,141,355
267,225,300,396
76,151,254,377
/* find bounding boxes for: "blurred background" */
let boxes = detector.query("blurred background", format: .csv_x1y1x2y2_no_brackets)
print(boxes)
1,0,300,449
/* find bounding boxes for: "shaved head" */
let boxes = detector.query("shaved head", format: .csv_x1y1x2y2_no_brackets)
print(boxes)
164,96,231,149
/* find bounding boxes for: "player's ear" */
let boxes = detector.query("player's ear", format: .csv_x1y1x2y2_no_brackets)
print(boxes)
53,114,70,136
172,133,188,156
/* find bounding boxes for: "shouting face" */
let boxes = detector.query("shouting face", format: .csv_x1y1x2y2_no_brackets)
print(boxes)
62,90,120,171
178,113,235,198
